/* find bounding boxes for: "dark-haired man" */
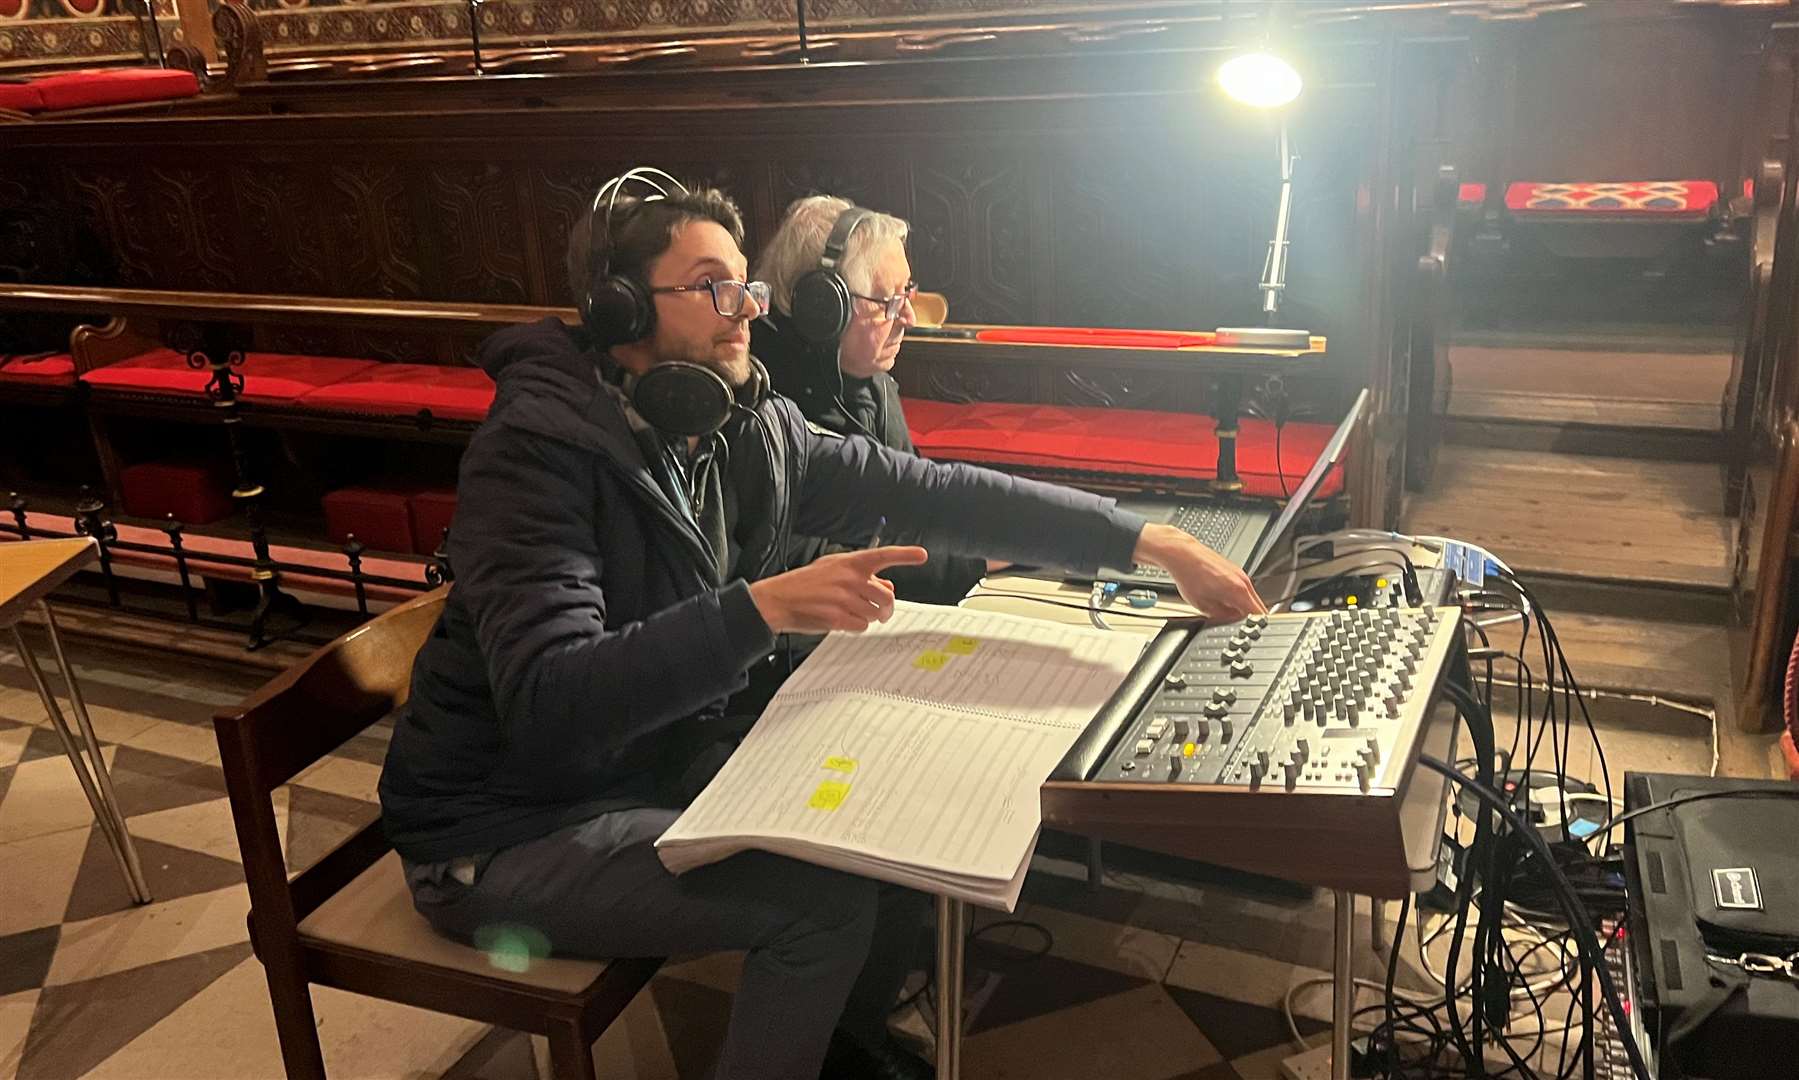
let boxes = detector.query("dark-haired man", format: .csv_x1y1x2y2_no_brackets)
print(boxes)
380,174,1263,1080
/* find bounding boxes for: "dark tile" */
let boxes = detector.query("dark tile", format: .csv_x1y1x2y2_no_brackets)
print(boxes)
331,730,392,767
1166,1063,1244,1080
63,830,246,923
0,644,259,729
104,745,228,819
649,974,733,1080
18,727,77,765
284,785,380,875
0,924,61,996
440,1025,530,1080
0,762,13,807
16,941,251,1080
1163,985,1328,1061
963,943,1151,1035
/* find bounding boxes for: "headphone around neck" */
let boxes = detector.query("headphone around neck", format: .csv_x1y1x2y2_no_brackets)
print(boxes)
790,205,873,347
582,165,768,438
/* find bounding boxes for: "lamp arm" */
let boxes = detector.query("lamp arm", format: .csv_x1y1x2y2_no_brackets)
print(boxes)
1260,121,1297,321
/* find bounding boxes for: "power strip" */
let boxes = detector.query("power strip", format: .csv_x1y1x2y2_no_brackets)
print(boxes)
1278,1044,1335,1080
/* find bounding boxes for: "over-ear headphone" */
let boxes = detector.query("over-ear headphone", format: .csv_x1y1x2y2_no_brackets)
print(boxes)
623,355,771,439
580,166,689,347
789,205,873,347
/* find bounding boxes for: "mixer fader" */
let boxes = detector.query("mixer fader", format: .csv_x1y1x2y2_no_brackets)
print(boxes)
1092,606,1462,791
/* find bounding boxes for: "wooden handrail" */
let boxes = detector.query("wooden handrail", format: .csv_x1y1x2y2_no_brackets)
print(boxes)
0,284,574,333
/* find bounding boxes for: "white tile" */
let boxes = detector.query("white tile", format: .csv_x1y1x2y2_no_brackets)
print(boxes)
1164,940,1333,1014
0,827,92,936
0,988,39,1080
114,718,222,765
46,884,252,986
127,791,288,867
84,955,489,1080
981,902,1182,983
0,723,31,768
963,983,1222,1079
0,746,120,844
293,756,383,803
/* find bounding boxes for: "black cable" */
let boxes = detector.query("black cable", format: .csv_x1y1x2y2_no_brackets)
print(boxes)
1275,419,1290,498
965,590,1190,621
1603,786,1799,832
1415,756,1652,1080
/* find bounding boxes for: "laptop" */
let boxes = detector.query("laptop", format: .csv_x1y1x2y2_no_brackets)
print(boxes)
1047,388,1368,588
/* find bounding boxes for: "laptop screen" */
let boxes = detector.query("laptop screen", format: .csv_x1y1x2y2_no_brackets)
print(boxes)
1243,388,1369,577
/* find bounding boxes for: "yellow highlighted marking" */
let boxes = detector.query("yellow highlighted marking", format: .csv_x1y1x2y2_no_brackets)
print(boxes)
823,756,858,773
809,781,851,811
945,636,980,655
914,651,949,671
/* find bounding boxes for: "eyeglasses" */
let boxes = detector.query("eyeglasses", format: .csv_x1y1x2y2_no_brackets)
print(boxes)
847,281,917,322
648,278,771,318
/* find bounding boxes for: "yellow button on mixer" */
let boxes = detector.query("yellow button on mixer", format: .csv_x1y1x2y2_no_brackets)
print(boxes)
1183,742,1196,758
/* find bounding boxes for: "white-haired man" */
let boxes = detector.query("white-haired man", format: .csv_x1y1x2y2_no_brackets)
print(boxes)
752,195,989,604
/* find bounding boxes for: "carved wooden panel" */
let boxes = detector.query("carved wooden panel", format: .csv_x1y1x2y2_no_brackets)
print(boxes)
767,158,897,227
1054,367,1203,414
327,162,428,299
906,156,1033,326
422,163,533,305
893,358,1036,404
230,164,336,296
531,161,630,308
64,165,238,292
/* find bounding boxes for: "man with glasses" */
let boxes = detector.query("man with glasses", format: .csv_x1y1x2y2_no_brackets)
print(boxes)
753,196,990,606
381,178,1264,1080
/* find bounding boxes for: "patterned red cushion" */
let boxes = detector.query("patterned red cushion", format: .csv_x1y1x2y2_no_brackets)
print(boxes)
902,399,1342,500
0,353,76,385
81,349,379,403
1505,180,1718,217
31,67,200,112
297,364,495,422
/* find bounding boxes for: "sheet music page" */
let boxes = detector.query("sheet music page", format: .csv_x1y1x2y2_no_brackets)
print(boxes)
658,691,1068,880
774,601,1147,730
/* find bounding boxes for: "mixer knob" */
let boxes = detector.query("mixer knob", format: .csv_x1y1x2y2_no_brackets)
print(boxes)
1203,701,1229,720
1295,738,1310,761
1356,762,1373,793
1194,719,1210,742
1365,737,1380,761
1282,698,1298,725
1166,672,1189,689
1383,696,1402,719
1395,670,1413,693
1248,761,1265,790
1229,659,1254,678
1256,750,1272,772
1243,625,1262,641
1284,761,1301,791
1171,718,1189,740
1220,719,1235,743
1246,613,1269,629
1213,687,1238,706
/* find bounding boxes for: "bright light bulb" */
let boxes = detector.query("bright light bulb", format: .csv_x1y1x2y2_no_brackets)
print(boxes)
1217,52,1302,108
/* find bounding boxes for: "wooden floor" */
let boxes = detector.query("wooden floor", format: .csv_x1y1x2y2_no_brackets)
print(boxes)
1400,445,1734,590
1448,344,1729,431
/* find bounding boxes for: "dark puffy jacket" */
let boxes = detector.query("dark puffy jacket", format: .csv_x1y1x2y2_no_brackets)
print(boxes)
752,312,986,604
378,318,1145,862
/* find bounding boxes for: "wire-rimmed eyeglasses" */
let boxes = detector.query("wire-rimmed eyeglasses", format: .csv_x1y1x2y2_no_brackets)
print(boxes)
848,281,917,322
649,278,771,318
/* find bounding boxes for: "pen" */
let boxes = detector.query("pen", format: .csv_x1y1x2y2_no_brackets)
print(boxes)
866,516,886,550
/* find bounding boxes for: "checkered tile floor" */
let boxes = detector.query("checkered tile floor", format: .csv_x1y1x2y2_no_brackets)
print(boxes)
0,625,1697,1080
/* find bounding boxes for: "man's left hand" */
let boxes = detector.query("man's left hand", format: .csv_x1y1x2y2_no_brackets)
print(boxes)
1131,523,1266,622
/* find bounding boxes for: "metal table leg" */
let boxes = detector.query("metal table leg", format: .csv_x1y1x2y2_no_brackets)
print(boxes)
935,895,964,1080
1332,890,1354,1080
11,606,152,904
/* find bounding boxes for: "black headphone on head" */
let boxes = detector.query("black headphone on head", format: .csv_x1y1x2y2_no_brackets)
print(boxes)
581,165,768,438
789,205,874,347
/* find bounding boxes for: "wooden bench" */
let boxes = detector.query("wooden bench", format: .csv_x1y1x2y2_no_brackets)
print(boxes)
213,586,661,1079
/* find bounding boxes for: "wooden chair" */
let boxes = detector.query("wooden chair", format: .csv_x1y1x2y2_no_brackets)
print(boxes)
213,587,662,1079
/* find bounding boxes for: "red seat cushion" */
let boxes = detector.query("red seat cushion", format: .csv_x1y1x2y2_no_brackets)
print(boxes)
973,328,1219,349
30,67,200,112
1458,182,1487,206
81,349,378,404
0,82,45,113
407,489,458,555
0,353,76,385
296,363,496,422
120,459,235,525
323,486,416,554
1505,180,1718,218
901,399,1342,500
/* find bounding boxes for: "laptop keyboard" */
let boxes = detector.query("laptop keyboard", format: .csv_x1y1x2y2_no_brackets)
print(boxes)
1125,505,1241,582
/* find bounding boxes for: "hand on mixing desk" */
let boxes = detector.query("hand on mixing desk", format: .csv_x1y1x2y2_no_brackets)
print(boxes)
1130,523,1266,622
748,546,929,634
